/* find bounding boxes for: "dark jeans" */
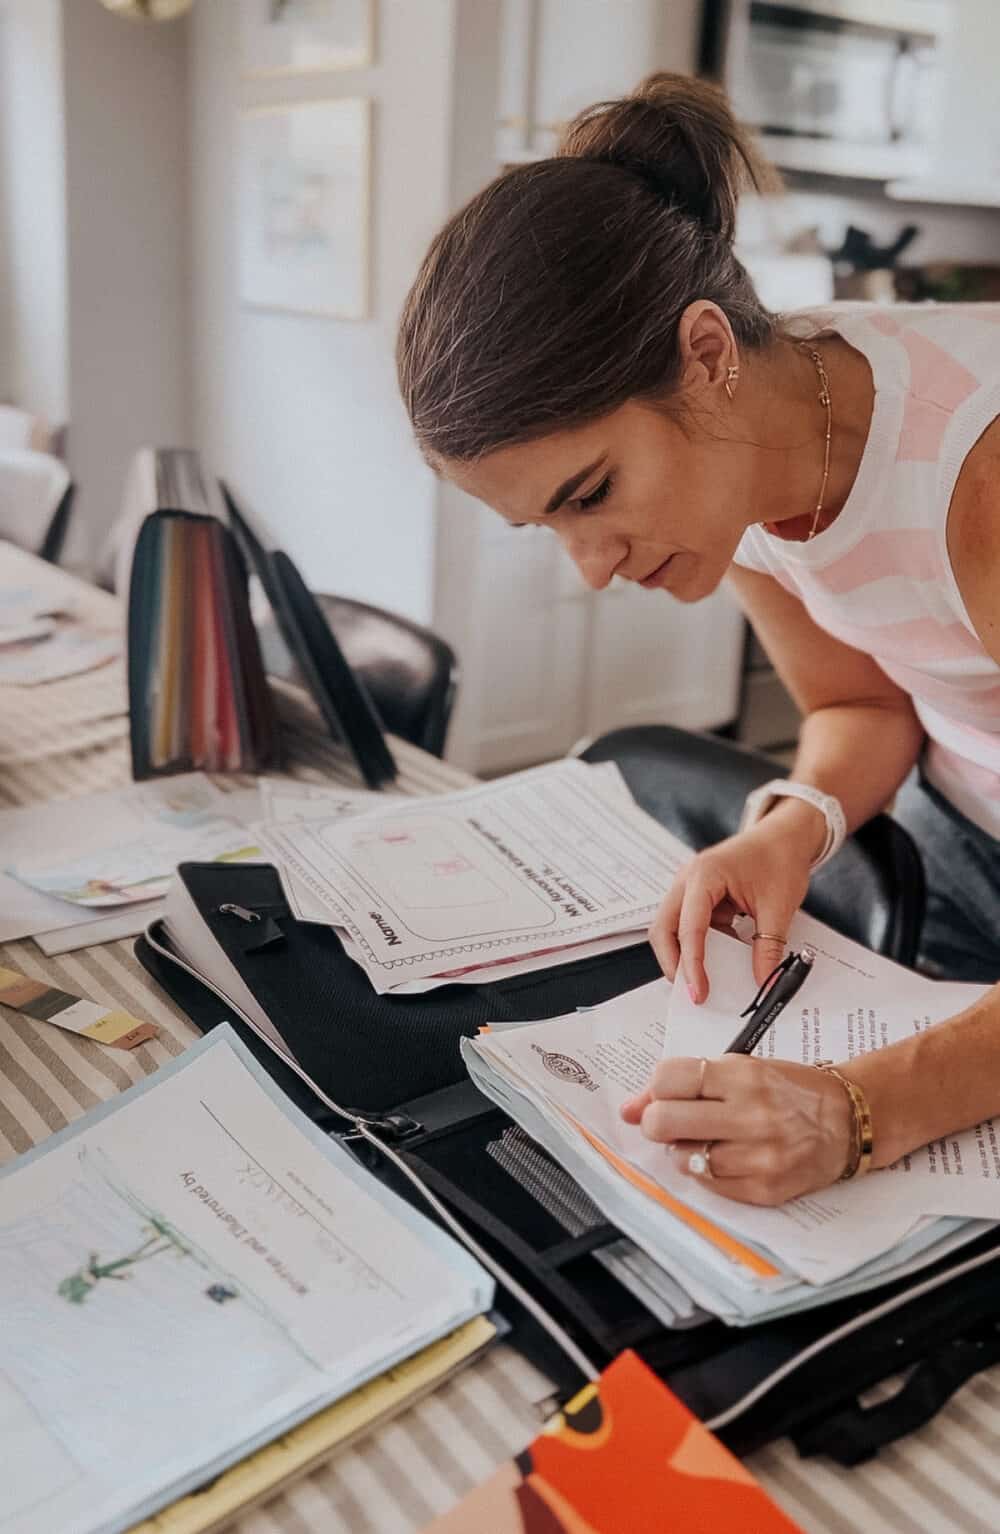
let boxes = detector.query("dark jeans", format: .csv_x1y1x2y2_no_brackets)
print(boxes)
893,772,1000,986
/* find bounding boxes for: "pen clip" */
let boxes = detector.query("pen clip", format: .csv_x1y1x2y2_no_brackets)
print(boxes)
740,951,795,1018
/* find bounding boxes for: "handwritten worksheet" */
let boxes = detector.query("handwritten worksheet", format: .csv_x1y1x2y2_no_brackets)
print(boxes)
468,918,995,1293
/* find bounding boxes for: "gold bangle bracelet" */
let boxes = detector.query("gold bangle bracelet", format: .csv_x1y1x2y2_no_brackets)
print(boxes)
816,1063,874,1180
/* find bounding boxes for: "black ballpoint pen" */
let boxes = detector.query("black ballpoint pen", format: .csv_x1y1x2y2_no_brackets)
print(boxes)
725,944,816,1055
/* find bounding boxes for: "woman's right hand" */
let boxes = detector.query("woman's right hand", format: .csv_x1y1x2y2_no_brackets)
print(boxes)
649,801,827,1002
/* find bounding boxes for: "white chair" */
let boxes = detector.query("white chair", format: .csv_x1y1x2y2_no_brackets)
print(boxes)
0,406,63,455
0,449,75,563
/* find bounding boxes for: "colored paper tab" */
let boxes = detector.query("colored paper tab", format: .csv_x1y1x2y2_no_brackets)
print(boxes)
0,965,157,1050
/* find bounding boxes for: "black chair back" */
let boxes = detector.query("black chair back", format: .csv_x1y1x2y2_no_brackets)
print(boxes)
577,724,925,967
315,596,458,759
39,482,75,565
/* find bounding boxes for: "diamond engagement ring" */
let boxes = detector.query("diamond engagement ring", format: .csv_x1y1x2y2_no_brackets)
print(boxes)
688,1141,714,1178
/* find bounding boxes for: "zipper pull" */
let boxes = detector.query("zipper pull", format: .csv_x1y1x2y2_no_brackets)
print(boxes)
218,903,260,923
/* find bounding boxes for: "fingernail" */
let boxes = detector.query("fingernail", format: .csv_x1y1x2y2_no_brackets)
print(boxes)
688,982,698,1005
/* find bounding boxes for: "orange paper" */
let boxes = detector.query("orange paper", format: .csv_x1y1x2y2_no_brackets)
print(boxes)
423,1350,802,1534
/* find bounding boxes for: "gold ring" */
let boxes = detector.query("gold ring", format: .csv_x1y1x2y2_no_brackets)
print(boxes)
695,1058,708,1098
688,1141,714,1178
752,932,787,944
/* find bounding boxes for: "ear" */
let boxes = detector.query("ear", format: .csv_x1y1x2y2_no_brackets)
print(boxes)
677,301,739,397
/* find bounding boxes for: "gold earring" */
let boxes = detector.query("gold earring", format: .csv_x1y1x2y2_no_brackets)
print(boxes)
724,365,739,401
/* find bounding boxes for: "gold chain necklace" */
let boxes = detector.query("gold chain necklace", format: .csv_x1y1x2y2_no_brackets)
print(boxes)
800,344,832,540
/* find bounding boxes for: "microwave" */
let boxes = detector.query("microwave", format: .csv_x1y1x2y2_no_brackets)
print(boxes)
702,0,955,179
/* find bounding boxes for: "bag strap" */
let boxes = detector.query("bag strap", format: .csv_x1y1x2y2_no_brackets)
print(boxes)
705,1237,1000,1435
792,1321,1000,1466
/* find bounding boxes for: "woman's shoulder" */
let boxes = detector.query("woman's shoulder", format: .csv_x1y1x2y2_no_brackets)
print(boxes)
947,416,1000,665
783,302,1000,375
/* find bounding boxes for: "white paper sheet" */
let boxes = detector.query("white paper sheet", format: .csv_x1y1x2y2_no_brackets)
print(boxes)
470,921,998,1287
0,1029,490,1534
256,778,392,924
664,925,998,1230
257,761,690,992
0,626,120,685
0,776,257,941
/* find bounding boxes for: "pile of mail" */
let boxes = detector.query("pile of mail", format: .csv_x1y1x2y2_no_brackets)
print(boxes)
464,919,996,1325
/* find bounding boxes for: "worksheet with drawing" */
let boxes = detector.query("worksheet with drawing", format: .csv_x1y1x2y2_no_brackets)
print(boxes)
260,762,690,989
0,1031,488,1534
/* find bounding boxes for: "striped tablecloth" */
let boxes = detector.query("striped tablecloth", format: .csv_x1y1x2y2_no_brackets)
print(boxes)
2,553,998,1533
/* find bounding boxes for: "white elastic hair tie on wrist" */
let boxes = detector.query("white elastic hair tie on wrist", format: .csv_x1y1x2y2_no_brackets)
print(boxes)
740,779,847,870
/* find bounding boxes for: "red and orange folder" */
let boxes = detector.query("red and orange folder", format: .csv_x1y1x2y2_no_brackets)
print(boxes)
423,1350,803,1534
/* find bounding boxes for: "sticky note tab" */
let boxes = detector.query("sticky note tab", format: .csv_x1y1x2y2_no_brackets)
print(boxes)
81,1011,159,1050
0,966,158,1050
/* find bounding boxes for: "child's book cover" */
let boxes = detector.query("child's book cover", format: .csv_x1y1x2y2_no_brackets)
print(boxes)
424,1350,802,1533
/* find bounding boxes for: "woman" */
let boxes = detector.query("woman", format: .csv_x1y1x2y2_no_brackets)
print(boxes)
396,73,1000,1209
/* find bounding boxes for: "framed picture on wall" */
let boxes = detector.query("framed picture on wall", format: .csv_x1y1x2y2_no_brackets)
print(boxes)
238,99,371,320
240,0,374,76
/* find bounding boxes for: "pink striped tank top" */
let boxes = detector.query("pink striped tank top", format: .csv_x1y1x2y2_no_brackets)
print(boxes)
733,303,1000,840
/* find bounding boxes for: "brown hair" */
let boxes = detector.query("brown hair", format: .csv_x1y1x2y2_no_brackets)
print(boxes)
397,72,777,465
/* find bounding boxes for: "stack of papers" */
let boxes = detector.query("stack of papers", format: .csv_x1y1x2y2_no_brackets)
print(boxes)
464,916,995,1326
256,760,690,994
0,773,261,954
0,1027,493,1534
0,581,119,686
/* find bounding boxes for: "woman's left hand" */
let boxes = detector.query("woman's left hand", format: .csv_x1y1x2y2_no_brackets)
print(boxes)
620,1055,854,1206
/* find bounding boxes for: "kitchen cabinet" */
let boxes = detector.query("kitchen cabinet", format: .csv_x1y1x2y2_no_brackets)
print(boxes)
436,485,747,774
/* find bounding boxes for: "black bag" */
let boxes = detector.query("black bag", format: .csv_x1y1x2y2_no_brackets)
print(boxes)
136,861,1000,1465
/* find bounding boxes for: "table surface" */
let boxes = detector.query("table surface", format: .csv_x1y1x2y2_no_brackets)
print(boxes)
2,544,999,1534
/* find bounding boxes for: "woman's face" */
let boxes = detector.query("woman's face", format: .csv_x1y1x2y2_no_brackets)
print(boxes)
446,395,754,604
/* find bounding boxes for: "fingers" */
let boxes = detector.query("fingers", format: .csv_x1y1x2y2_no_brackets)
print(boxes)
647,878,684,981
749,896,798,986
645,1056,726,1101
619,1089,651,1124
672,1137,783,1182
638,1099,756,1145
670,1140,795,1206
649,859,736,1002
676,878,723,1003
619,1056,711,1126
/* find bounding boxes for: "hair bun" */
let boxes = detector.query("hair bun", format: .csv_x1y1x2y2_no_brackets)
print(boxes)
557,72,770,244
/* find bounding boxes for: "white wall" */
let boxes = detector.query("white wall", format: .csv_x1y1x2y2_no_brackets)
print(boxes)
0,0,68,423
188,0,463,625
60,0,191,564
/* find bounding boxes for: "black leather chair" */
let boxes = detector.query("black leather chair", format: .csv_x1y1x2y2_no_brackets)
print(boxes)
260,596,459,759
577,724,926,967
39,481,75,565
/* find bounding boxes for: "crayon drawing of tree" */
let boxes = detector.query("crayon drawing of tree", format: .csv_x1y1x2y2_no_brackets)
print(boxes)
58,1216,196,1305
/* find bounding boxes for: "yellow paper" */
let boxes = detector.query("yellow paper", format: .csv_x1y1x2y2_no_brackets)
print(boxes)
129,1316,498,1534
